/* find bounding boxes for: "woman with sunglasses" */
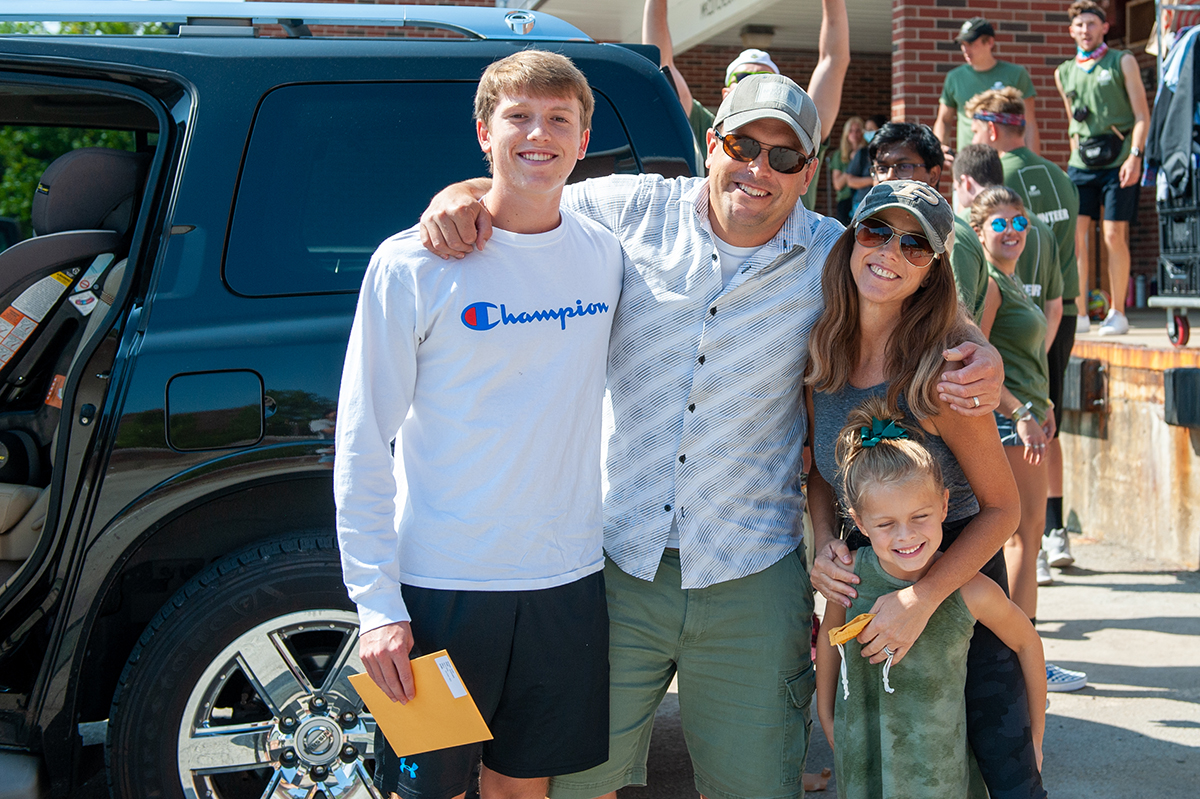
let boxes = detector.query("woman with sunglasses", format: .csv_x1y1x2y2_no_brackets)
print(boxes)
806,181,1046,797
972,185,1054,632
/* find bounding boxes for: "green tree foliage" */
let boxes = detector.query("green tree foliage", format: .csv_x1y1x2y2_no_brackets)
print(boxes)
0,20,165,238
0,127,137,238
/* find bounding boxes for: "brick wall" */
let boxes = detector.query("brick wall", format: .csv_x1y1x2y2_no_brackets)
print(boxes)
894,0,1158,298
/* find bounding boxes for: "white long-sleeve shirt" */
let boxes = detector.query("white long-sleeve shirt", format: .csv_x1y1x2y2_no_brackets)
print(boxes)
334,211,623,633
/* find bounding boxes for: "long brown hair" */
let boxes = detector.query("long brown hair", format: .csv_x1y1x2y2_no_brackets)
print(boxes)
805,219,978,419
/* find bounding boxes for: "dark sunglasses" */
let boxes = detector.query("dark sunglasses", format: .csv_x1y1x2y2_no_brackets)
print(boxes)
718,132,812,174
854,219,936,268
989,215,1029,232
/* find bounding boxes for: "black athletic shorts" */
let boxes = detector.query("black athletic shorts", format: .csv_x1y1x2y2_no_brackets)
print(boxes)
1069,165,1139,222
373,571,609,799
1048,303,1077,435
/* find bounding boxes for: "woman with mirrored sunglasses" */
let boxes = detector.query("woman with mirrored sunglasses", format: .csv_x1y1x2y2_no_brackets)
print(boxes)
806,181,1046,798
971,185,1054,640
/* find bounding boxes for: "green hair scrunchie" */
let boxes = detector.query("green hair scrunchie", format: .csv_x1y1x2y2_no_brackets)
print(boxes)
860,418,909,448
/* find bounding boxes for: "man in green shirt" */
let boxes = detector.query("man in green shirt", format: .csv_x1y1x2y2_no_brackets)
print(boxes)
934,17,1041,161
968,88,1080,319
1053,0,1150,336
641,0,848,208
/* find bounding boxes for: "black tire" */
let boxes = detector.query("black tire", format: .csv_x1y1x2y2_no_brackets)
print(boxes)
106,534,380,799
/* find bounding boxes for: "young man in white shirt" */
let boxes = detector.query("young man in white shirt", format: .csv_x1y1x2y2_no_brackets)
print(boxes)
334,50,623,799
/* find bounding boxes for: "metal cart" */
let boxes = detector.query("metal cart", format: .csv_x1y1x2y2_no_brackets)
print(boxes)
1148,2,1200,345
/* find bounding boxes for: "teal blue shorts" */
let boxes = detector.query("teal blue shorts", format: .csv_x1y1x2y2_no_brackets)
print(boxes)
548,546,815,799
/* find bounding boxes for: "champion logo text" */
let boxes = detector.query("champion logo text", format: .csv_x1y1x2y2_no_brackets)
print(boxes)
461,299,611,331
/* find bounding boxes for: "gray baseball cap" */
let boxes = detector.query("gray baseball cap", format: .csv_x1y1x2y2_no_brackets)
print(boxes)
851,180,955,254
713,73,821,156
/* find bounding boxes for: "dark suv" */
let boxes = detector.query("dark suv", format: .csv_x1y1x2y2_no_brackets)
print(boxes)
0,4,693,797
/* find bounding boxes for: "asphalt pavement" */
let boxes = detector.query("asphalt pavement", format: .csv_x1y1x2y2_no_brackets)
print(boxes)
618,536,1200,799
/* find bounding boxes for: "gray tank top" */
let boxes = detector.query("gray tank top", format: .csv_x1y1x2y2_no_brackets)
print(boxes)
811,383,980,524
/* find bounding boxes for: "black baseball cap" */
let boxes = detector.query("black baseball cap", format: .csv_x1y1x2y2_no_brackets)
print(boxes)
954,17,995,43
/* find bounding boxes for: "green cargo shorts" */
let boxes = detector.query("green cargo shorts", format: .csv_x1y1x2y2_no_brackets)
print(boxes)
548,546,815,799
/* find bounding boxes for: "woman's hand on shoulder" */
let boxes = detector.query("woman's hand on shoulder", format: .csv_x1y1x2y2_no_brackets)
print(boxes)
857,586,937,665
811,538,859,608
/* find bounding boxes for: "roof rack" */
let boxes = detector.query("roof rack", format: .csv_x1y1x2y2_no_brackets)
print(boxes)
0,1,592,42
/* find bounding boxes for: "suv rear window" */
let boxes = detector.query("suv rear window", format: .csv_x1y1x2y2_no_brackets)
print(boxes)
224,82,637,297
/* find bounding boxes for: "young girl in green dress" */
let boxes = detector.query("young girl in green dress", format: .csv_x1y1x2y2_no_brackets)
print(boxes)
816,397,1046,799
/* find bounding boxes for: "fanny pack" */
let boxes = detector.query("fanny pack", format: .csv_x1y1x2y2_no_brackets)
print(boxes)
1078,130,1129,167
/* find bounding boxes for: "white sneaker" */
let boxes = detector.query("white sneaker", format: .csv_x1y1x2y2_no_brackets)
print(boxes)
1036,549,1054,585
1046,663,1088,692
1043,528,1075,568
1076,314,1091,334
1097,309,1130,336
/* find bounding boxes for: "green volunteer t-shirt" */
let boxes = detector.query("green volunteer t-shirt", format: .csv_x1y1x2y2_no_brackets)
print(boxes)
829,150,853,203
940,60,1037,151
802,142,827,212
940,59,1036,151
688,98,715,176
987,264,1051,423
951,214,988,324
1014,215,1063,315
1055,49,1135,171
1002,147,1081,309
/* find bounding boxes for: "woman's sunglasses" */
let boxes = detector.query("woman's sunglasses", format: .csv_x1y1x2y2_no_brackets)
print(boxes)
854,220,936,268
989,215,1029,232
718,133,812,174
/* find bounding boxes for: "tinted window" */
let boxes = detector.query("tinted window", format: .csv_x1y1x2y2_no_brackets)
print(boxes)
225,82,636,297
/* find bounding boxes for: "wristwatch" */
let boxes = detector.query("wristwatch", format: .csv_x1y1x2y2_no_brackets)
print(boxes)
1131,146,1144,158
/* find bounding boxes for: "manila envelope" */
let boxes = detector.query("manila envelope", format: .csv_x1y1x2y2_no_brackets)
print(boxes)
349,650,492,758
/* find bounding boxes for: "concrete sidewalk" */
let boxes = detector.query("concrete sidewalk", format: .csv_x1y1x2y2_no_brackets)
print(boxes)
618,536,1200,799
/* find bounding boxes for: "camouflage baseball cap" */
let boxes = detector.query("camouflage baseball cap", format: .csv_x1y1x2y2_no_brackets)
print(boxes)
852,180,955,254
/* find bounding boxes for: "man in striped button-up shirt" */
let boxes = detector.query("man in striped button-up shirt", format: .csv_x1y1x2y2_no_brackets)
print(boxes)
419,75,1001,799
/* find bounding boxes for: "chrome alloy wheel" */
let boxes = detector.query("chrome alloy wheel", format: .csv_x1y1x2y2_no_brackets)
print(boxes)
176,610,380,799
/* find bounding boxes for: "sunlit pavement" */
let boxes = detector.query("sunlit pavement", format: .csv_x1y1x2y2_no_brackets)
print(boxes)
619,537,1200,798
